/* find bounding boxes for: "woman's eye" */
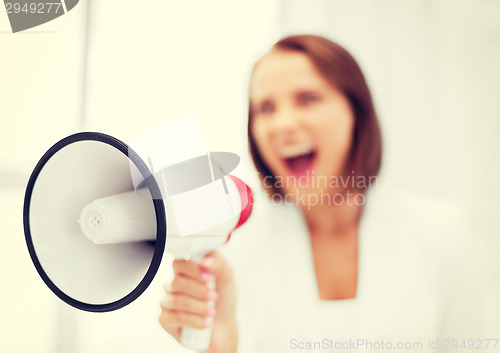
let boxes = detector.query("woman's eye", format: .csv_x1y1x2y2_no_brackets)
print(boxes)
255,101,274,115
298,92,320,105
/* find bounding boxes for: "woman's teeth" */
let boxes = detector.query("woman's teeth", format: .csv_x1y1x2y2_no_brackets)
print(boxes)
279,144,315,158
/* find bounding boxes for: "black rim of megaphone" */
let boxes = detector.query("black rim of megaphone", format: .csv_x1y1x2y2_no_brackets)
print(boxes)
23,132,167,312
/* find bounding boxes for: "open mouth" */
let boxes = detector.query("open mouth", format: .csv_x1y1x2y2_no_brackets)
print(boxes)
284,150,316,173
280,143,317,177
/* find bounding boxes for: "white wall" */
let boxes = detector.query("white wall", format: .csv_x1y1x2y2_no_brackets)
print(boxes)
83,0,281,156
0,4,87,353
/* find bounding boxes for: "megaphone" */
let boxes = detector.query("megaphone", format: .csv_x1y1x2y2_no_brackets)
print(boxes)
23,128,253,352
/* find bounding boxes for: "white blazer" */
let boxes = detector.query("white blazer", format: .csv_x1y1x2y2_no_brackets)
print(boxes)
221,185,486,353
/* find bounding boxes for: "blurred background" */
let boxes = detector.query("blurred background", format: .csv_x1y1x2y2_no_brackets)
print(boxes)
1,0,499,352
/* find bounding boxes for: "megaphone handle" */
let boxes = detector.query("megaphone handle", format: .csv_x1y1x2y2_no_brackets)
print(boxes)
179,253,215,352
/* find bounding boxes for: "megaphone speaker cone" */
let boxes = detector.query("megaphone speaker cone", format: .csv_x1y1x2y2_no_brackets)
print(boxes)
23,132,166,312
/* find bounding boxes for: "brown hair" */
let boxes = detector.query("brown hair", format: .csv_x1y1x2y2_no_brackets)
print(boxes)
248,34,382,196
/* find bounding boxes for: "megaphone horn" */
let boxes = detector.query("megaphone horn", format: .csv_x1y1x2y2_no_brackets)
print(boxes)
23,132,167,312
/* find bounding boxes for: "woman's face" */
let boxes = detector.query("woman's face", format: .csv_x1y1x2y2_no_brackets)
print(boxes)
250,49,355,201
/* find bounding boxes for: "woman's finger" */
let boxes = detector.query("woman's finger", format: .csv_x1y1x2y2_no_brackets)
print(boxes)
159,308,214,331
161,293,216,317
172,259,203,280
166,275,217,301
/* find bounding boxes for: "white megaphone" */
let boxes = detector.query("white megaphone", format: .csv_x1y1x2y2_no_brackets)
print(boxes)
23,124,253,352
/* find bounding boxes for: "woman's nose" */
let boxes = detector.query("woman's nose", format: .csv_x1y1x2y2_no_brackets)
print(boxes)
272,107,301,136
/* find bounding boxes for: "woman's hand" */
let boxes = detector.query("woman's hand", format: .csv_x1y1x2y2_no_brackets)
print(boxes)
159,251,238,353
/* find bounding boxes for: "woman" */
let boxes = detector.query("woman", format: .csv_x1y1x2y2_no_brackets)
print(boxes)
158,35,484,353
